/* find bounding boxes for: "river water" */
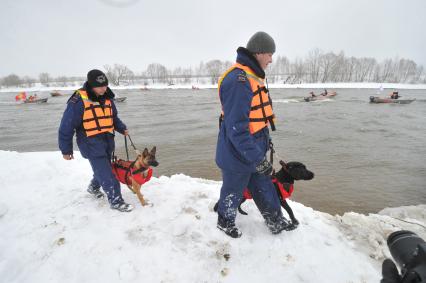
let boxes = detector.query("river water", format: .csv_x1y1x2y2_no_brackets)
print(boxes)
1,88,425,215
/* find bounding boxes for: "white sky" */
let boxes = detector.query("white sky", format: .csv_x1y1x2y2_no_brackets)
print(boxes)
1,0,425,77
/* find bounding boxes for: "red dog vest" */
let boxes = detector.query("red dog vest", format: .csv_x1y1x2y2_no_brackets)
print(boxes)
112,159,153,186
243,177,294,200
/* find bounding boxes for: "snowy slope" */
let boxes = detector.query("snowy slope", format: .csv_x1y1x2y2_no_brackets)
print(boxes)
0,151,425,283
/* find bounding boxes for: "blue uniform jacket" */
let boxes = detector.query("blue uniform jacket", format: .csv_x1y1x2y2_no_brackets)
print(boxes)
215,47,271,173
58,84,127,159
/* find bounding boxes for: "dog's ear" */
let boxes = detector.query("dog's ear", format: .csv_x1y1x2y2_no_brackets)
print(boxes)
142,148,149,157
150,146,156,155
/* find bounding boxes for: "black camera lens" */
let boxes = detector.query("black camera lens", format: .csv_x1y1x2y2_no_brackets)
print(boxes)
387,230,425,269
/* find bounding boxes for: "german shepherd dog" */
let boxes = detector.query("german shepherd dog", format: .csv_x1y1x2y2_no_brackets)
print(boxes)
214,160,314,228
112,147,159,206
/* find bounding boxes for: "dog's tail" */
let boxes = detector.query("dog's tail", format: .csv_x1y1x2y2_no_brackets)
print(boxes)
238,204,248,215
213,201,219,212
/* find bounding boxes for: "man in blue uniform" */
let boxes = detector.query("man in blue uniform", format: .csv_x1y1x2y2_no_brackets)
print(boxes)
216,32,294,237
58,69,132,212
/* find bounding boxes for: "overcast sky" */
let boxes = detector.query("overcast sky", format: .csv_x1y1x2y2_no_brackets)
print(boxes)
1,0,425,77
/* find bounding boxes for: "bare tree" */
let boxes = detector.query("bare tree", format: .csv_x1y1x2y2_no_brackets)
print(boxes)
2,74,22,87
56,76,69,87
206,60,232,84
319,52,338,82
146,63,168,84
205,60,224,84
290,58,305,83
306,49,322,83
379,59,394,82
39,72,50,86
182,67,192,84
22,76,36,87
104,64,134,86
2,50,426,86
412,65,423,83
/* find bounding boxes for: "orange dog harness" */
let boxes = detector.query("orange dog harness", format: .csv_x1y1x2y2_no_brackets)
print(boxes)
242,177,294,200
112,159,153,186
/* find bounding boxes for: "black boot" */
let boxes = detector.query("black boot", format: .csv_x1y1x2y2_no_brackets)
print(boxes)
265,215,296,234
110,201,133,212
87,184,104,199
217,214,242,238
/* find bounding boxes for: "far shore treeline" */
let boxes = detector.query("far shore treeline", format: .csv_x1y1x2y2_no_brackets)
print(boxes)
2,49,425,89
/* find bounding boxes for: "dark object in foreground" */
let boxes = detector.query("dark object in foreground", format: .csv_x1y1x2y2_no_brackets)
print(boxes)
381,230,426,283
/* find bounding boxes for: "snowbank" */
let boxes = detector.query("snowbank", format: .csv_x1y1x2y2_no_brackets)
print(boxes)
1,82,426,93
0,151,424,283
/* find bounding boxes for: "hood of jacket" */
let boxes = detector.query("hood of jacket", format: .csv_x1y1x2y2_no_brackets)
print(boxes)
235,47,265,79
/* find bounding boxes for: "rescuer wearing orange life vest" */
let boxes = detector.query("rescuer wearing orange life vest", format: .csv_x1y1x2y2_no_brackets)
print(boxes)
58,69,133,212
215,32,294,238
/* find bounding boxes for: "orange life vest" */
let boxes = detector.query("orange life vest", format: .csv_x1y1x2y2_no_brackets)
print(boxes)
218,63,276,134
77,90,114,137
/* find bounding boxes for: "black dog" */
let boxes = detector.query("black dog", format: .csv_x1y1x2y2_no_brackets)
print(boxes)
214,160,314,228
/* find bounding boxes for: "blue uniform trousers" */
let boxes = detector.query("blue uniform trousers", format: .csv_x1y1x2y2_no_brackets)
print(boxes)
88,156,123,205
217,169,283,224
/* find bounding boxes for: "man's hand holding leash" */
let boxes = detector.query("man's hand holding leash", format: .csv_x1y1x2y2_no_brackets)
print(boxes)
256,157,273,175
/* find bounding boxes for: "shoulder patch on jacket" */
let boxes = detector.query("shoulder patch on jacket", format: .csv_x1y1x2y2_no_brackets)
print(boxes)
67,93,80,104
237,72,247,82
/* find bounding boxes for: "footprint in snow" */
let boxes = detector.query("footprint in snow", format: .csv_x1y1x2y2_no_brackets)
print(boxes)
0,203,8,218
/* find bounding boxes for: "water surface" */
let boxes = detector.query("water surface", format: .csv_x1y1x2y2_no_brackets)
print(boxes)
1,88,425,214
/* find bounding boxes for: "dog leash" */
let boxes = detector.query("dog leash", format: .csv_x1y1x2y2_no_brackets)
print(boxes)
269,140,289,173
124,134,139,161
270,140,287,166
127,135,138,151
269,140,275,166
124,136,129,161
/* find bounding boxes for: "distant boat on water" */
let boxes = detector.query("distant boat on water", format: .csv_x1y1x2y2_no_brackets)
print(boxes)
24,97,48,104
114,97,127,102
50,91,63,97
15,92,48,104
369,96,415,104
304,91,337,102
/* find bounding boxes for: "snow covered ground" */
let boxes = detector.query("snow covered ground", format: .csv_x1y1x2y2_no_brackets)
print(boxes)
1,82,426,93
0,151,425,283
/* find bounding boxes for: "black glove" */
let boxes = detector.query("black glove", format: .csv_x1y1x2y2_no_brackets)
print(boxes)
256,158,273,175
381,259,402,283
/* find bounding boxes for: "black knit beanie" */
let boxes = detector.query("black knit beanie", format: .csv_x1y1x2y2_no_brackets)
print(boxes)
246,31,276,54
87,69,108,87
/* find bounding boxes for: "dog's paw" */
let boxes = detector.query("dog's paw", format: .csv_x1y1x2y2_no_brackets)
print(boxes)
142,201,153,207
291,219,299,227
